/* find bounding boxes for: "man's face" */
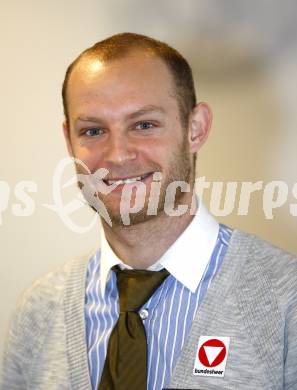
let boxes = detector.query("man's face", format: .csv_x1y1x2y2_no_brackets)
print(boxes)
64,52,198,226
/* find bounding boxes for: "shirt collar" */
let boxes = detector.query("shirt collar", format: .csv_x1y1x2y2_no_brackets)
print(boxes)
99,201,219,295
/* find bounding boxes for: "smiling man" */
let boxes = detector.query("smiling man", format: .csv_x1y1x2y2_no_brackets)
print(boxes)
62,38,209,265
2,33,297,390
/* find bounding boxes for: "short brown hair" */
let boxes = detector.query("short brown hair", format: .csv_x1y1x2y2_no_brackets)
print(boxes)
62,32,196,127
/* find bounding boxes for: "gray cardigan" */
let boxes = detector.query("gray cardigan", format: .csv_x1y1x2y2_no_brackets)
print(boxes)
1,230,297,390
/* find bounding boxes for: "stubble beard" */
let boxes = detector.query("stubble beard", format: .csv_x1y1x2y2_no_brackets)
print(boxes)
99,138,194,227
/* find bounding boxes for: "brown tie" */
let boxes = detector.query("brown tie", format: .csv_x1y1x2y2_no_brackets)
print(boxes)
98,266,170,390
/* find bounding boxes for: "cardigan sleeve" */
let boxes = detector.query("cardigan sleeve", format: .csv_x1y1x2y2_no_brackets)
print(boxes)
1,294,31,389
283,270,297,389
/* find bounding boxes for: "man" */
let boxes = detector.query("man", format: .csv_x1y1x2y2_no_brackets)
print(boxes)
2,33,297,390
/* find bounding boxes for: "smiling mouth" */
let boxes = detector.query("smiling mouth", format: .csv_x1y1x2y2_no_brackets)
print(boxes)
104,173,152,186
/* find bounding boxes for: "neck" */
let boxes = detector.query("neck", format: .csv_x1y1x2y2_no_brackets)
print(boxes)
101,193,198,269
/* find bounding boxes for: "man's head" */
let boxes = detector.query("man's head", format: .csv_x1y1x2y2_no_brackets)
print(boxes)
62,33,212,226
62,32,196,129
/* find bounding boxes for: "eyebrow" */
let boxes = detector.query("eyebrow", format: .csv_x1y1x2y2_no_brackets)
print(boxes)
126,105,165,119
76,105,165,124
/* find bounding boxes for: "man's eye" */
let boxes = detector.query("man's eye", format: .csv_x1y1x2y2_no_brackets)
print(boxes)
85,128,103,136
135,122,154,130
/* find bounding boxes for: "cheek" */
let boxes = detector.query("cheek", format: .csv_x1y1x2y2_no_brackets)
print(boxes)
139,142,168,164
71,143,103,172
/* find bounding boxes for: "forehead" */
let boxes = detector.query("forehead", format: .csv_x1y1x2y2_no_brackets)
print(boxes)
66,52,178,118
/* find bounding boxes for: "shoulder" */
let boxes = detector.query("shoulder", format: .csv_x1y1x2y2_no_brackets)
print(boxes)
230,229,297,276
10,255,90,340
19,259,77,312
230,229,297,307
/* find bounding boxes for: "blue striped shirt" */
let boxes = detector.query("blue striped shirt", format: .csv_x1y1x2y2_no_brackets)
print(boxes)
85,221,232,389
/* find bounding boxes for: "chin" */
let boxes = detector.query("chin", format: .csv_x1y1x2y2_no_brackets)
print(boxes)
106,208,159,227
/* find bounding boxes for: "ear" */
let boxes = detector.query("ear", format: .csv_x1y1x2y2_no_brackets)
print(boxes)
188,102,212,154
63,121,74,157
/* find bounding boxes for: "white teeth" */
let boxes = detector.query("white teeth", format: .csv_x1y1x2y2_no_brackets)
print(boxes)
107,176,142,185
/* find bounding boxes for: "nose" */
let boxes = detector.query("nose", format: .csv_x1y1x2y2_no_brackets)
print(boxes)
104,133,137,165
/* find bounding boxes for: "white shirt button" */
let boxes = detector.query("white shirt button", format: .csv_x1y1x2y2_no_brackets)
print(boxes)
139,309,149,320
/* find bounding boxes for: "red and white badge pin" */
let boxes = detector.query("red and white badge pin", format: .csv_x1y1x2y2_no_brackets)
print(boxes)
193,336,230,377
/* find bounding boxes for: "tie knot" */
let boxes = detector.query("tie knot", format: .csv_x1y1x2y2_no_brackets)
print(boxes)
112,266,170,312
